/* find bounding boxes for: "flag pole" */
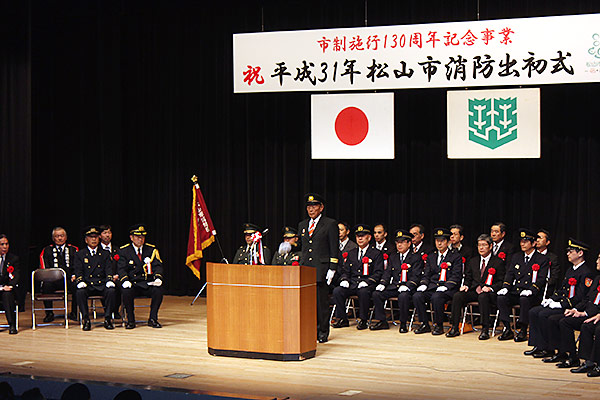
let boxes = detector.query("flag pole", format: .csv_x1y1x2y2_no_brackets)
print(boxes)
190,175,228,305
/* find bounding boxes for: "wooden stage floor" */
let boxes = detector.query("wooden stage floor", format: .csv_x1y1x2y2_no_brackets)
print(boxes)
1,295,600,399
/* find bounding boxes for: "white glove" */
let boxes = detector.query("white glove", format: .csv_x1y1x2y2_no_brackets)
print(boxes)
541,298,552,307
399,285,409,293
153,278,162,287
122,281,132,289
497,288,508,296
340,280,349,288
326,269,336,285
417,285,427,292
358,281,369,289
436,286,448,292
376,284,385,292
77,282,87,289
520,290,532,297
106,281,115,288
549,300,562,309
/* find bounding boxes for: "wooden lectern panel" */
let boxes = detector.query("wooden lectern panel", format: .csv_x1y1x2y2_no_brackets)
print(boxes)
206,263,316,361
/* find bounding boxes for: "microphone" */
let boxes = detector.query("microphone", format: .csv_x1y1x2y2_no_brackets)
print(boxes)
262,228,269,236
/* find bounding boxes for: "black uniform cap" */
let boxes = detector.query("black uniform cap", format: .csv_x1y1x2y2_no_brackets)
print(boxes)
518,228,536,241
433,227,451,239
305,193,324,205
567,238,590,252
243,223,261,234
84,226,101,237
129,224,148,236
394,229,413,242
353,224,372,236
282,226,298,238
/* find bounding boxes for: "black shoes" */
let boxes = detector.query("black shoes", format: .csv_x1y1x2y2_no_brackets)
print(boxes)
532,349,554,359
82,319,91,331
43,312,55,323
524,346,539,356
587,366,600,377
317,333,328,343
148,318,162,328
125,321,136,329
399,323,408,333
68,311,79,322
414,323,431,334
369,320,389,331
571,364,594,374
478,330,490,340
445,326,460,337
104,319,115,330
514,329,528,342
543,353,568,363
498,327,514,341
557,357,580,368
431,324,444,335
331,318,350,328
8,325,17,335
356,319,368,330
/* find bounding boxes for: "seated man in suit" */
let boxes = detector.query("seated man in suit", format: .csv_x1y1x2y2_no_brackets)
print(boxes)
497,229,549,342
118,224,164,329
331,224,383,330
446,233,505,339
0,234,19,334
410,224,433,256
490,222,513,263
413,228,463,335
233,223,271,265
449,224,473,264
536,229,561,298
373,224,393,256
338,222,357,254
74,226,117,331
371,229,424,332
524,238,593,365
271,226,301,265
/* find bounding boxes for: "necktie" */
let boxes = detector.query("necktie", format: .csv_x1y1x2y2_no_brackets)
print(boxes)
359,249,363,261
493,243,498,255
91,249,95,257
480,258,486,277
0,255,3,274
309,220,316,236
399,254,404,265
438,253,443,266
339,242,344,251
525,255,530,265
137,248,142,261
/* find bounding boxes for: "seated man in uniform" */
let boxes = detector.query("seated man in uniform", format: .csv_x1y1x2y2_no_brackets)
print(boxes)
232,223,271,265
99,224,122,319
74,226,117,331
272,226,301,265
446,234,505,339
497,229,549,342
413,228,463,335
524,238,593,363
371,229,424,332
331,224,383,330
39,227,79,322
118,224,164,329
0,234,19,334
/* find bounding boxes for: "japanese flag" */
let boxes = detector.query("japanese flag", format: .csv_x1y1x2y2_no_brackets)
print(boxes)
311,93,394,159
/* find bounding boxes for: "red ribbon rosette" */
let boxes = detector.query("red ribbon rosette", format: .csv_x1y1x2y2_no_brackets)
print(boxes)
342,252,348,263
292,261,299,266
485,267,496,285
531,263,540,283
568,277,577,298
462,257,466,264
401,263,409,282
383,253,389,269
498,252,506,261
362,256,370,276
113,254,120,261
440,262,448,281
7,265,14,274
422,254,428,261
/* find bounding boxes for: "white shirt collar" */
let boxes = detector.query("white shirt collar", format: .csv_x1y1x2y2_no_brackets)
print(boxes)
102,243,112,252
482,253,492,265
538,248,548,255
88,246,98,254
340,238,349,248
573,261,585,270
310,214,322,226
452,243,463,251
376,240,386,250
413,242,422,252
438,249,449,258
133,244,143,254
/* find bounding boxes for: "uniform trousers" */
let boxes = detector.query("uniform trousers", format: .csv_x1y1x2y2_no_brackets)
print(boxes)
317,282,330,337
413,289,454,325
578,321,600,363
1,290,16,326
527,305,564,349
556,316,587,355
76,286,116,320
122,284,163,322
450,290,497,329
497,292,539,326
333,285,374,321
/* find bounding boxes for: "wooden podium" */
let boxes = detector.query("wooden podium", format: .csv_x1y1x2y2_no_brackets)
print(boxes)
206,262,317,361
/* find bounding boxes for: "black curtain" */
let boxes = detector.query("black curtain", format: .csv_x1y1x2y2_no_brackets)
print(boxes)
1,0,600,296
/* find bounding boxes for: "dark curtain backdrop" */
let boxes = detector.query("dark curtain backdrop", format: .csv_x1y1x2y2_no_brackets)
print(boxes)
2,0,600,296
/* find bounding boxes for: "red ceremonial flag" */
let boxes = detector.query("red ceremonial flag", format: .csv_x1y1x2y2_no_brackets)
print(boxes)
186,177,216,280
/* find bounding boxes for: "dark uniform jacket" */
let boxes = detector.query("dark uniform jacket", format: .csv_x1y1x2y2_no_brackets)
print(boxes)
380,251,424,291
339,246,383,288
340,239,358,255
412,242,434,258
453,244,473,264
0,253,20,288
39,243,79,278
420,249,463,291
549,262,594,309
233,245,271,265
74,247,113,290
502,251,549,297
271,247,301,265
575,275,600,317
298,215,339,282
543,251,561,291
117,243,164,289
373,240,394,256
101,244,119,276
463,254,505,293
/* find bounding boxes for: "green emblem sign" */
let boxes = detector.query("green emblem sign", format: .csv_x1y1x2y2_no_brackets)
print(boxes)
468,97,517,149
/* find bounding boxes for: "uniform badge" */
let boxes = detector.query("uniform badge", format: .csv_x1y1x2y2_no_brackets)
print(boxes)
515,264,520,269
129,260,134,264
586,277,593,287
84,258,89,263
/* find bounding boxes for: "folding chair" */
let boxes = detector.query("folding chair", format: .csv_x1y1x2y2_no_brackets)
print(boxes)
492,305,519,337
0,305,19,332
368,297,399,326
31,268,68,329
121,296,152,325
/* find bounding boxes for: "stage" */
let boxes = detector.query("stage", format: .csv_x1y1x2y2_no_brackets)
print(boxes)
1,295,599,399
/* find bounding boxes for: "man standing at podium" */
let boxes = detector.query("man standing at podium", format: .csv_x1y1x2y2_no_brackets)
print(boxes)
298,193,338,343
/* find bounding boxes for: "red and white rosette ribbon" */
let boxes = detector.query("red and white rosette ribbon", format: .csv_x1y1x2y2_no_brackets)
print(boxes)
383,253,389,269
594,285,600,305
144,257,152,275
401,263,409,282
250,232,264,265
531,263,540,283
362,256,370,276
485,267,496,286
422,254,428,261
292,261,299,266
568,278,577,298
342,252,348,263
7,265,14,280
439,262,448,282
498,252,506,261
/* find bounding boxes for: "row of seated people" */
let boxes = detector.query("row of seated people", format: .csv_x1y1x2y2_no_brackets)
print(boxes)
0,224,164,334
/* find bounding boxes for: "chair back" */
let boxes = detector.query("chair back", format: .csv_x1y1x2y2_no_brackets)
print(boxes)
32,268,66,284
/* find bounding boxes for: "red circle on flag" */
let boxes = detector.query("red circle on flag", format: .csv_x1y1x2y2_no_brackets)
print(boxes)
335,107,369,146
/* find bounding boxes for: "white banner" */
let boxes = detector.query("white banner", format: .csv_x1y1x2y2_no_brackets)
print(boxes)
234,13,600,93
447,88,540,159
311,93,394,159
